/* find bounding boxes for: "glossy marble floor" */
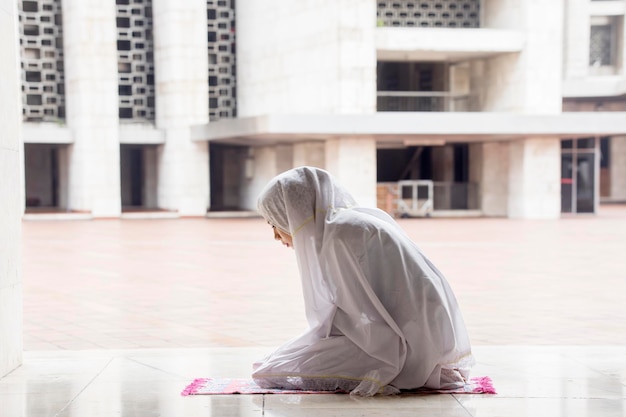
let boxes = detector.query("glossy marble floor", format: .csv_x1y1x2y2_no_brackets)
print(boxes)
2,346,626,416
4,205,626,416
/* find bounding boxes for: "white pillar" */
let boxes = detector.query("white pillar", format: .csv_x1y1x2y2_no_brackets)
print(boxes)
63,0,121,217
153,0,209,216
508,138,561,219
610,136,626,201
481,1,564,219
241,146,281,211
326,138,377,208
276,145,294,174
0,0,23,377
563,0,590,80
470,142,509,216
482,0,564,114
293,141,326,169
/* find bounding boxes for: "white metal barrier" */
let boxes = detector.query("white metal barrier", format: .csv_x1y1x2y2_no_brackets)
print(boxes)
397,180,434,217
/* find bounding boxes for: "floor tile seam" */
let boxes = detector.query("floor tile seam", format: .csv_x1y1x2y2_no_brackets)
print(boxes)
52,356,115,417
449,393,475,416
564,351,626,387
124,356,191,380
23,330,142,350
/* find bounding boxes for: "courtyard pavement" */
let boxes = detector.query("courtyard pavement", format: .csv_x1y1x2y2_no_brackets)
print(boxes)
21,204,626,349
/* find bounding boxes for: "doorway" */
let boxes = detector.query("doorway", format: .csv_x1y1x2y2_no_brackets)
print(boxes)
24,144,68,212
209,143,248,211
376,143,477,215
561,138,598,214
120,145,158,211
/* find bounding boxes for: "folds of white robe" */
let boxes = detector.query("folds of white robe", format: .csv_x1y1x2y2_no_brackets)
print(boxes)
253,208,473,396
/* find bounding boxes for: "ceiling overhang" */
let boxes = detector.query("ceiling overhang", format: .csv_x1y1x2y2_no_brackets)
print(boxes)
375,27,525,62
191,112,626,147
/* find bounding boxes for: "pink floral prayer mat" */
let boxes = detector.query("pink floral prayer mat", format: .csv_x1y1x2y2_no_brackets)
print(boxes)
181,376,496,396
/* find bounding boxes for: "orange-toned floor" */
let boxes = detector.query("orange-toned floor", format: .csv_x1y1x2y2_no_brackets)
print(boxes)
21,205,626,350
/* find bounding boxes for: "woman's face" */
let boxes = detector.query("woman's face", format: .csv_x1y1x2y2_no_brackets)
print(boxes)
271,225,293,249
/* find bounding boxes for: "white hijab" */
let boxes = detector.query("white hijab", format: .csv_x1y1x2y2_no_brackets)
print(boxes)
255,167,473,395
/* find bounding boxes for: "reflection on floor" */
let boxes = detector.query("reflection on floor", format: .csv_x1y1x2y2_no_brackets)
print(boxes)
1,346,625,417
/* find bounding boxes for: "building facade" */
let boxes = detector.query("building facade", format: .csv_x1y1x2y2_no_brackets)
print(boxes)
17,0,626,219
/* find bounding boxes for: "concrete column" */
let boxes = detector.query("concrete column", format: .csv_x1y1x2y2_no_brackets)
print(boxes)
470,142,509,216
610,136,626,201
480,1,564,219
482,0,564,114
563,0,590,80
326,138,377,208
293,141,326,169
508,138,561,219
153,0,209,216
276,145,294,174
241,146,281,211
0,0,23,377
63,0,121,217
336,0,377,114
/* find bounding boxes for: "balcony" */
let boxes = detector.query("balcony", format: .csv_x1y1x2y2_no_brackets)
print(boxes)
377,91,470,112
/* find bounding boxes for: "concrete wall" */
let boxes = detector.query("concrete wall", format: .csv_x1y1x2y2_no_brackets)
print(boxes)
242,146,282,211
154,0,210,216
0,0,23,377
508,138,561,219
242,141,328,212
63,0,121,217
474,0,564,218
480,0,564,114
237,0,377,209
470,142,509,216
293,141,325,169
326,138,377,208
236,0,376,116
563,0,590,80
275,145,294,175
611,135,626,201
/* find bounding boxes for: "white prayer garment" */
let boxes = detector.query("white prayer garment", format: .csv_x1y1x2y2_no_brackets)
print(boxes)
253,166,474,396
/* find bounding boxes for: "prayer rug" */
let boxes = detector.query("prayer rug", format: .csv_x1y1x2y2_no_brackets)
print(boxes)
181,376,496,396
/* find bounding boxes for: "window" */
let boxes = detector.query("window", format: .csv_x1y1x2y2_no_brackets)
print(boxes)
589,16,620,75
590,25,612,66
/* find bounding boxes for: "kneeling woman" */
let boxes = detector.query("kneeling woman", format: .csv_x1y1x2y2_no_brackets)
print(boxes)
253,167,474,396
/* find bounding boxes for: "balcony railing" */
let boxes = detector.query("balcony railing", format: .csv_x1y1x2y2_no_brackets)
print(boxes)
377,91,470,112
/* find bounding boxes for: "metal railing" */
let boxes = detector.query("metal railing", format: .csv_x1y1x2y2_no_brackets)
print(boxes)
377,91,470,112
389,180,479,217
